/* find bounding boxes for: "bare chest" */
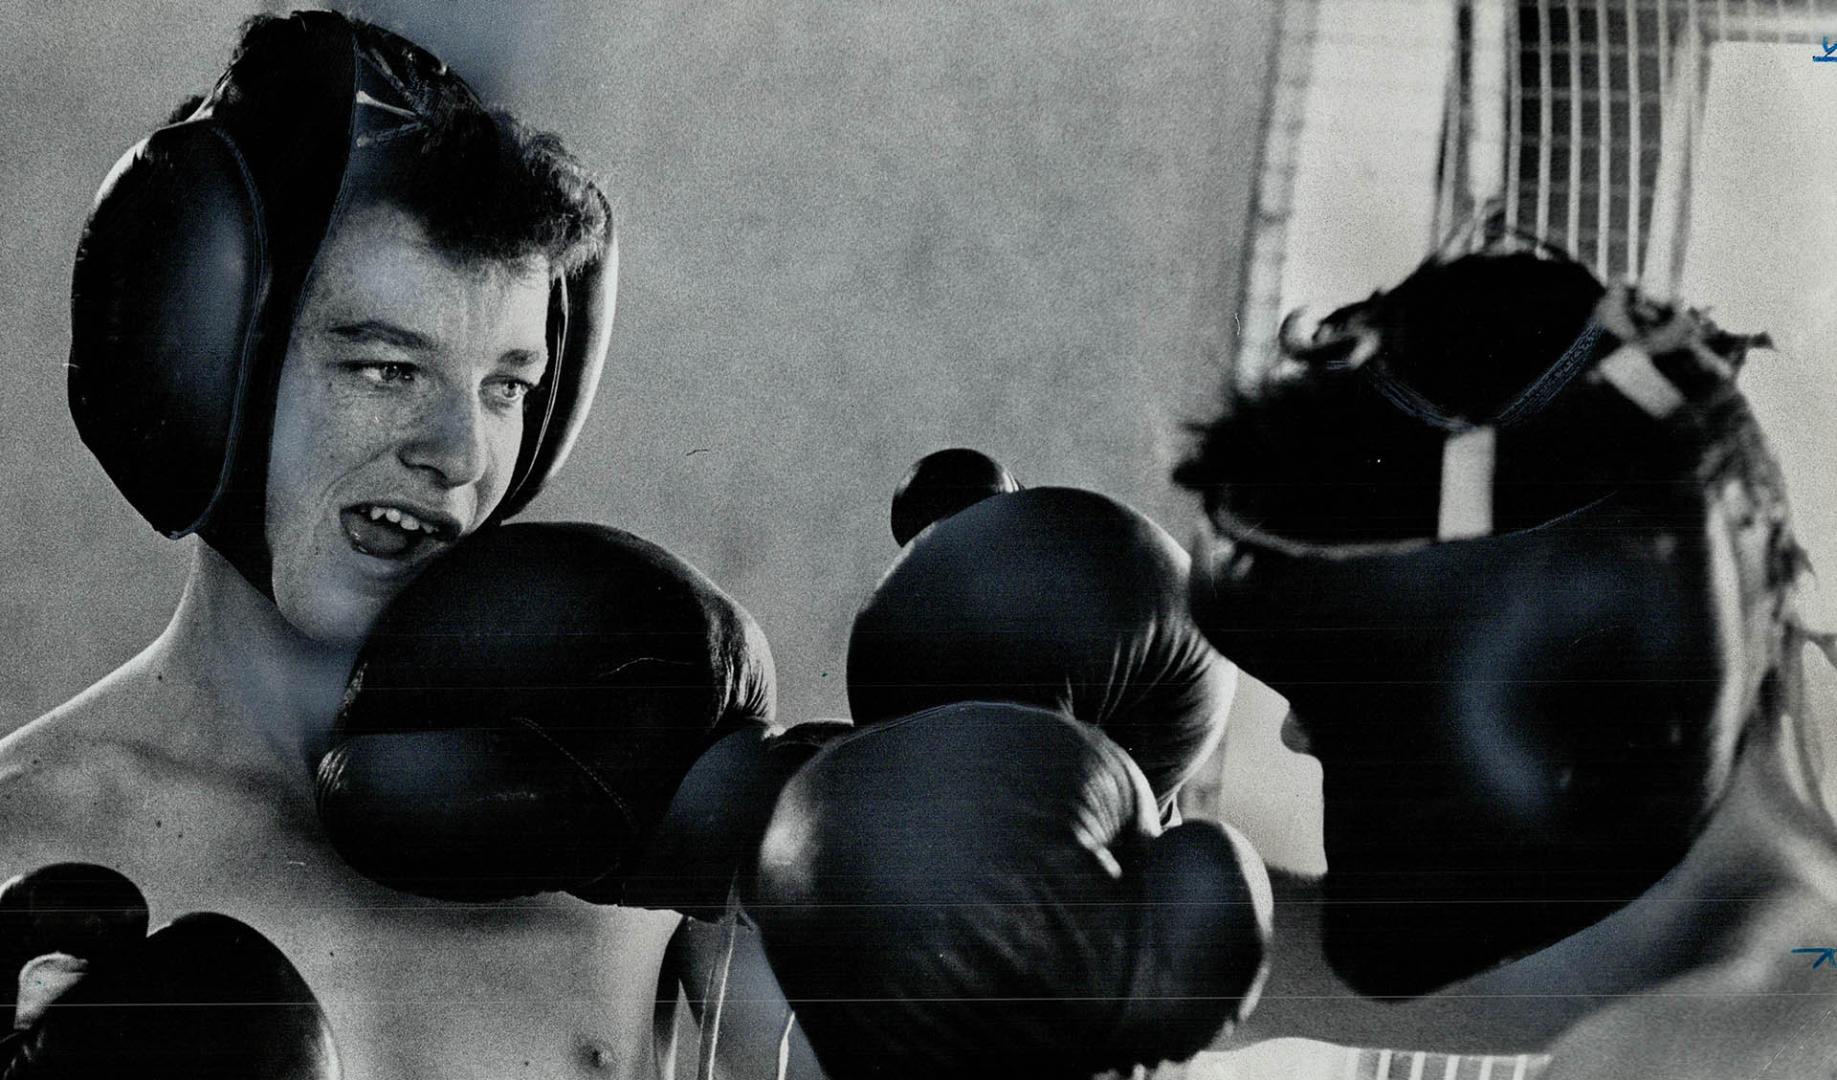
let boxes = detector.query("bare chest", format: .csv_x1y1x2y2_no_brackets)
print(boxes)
52,776,680,1080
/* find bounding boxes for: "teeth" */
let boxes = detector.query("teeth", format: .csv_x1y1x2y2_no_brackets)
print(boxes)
354,506,448,540
357,505,439,537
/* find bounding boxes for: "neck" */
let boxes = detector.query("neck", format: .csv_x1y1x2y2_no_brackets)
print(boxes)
148,542,360,776
1239,651,1837,1055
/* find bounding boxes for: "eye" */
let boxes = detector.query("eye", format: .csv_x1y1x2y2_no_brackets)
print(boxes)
485,377,538,408
351,361,417,386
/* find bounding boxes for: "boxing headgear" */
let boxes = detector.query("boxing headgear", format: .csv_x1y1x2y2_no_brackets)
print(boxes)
68,11,613,592
1178,249,1792,994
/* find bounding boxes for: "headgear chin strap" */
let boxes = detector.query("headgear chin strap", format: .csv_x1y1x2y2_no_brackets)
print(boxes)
68,11,614,597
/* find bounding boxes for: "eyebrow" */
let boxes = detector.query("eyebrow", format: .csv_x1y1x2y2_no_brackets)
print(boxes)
327,320,547,369
326,320,436,352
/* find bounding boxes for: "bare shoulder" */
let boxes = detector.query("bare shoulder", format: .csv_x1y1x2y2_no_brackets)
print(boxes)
0,668,241,883
1542,895,1837,1079
0,715,143,880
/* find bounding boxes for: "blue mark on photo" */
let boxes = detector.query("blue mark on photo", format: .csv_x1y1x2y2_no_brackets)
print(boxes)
1792,947,1837,967
1816,38,1837,62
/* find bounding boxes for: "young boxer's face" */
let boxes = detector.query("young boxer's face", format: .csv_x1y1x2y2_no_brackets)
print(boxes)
264,202,551,645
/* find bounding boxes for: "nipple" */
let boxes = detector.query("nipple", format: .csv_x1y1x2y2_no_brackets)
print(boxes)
579,1037,615,1073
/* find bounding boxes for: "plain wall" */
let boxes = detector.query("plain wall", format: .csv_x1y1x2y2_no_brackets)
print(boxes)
0,0,1294,851
2,1,273,718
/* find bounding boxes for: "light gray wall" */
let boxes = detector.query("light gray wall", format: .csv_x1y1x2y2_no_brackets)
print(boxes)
2,1,271,722
1,0,1289,846
477,0,1276,724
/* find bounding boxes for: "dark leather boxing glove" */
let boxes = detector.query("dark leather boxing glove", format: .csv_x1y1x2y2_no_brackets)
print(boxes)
750,702,1271,1080
849,484,1238,814
0,863,147,1026
0,863,338,1079
316,521,776,904
623,719,851,920
888,448,1022,546
636,722,851,1080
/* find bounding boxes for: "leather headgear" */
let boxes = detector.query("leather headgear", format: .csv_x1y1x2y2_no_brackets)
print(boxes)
1179,250,1790,994
67,11,613,592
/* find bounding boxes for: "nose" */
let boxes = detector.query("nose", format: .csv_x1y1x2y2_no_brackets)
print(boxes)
399,386,490,489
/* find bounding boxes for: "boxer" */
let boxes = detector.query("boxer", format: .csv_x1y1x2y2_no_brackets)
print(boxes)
1174,246,1837,1077
0,13,672,1078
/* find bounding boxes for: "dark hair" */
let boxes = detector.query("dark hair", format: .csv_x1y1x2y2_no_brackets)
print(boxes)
224,14,608,278
1175,250,1798,603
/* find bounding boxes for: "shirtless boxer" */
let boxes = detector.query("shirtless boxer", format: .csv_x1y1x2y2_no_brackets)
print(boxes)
1175,246,1837,1078
0,13,677,1078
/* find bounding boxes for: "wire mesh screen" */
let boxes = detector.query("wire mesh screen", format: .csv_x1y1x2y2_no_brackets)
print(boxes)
1237,0,1833,384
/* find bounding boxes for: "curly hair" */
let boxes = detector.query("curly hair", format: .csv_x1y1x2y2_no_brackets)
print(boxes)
1175,250,1795,588
219,13,608,278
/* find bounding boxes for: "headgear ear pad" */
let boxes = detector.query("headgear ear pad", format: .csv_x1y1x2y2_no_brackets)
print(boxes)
68,11,612,585
500,229,615,521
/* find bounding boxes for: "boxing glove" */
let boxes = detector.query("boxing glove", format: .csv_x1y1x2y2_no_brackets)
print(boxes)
0,863,338,1079
888,448,1021,546
316,521,776,904
637,722,850,1080
624,719,851,920
750,702,1271,1080
849,482,1238,813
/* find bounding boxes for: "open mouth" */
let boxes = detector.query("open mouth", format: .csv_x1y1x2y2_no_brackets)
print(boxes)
340,503,459,561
